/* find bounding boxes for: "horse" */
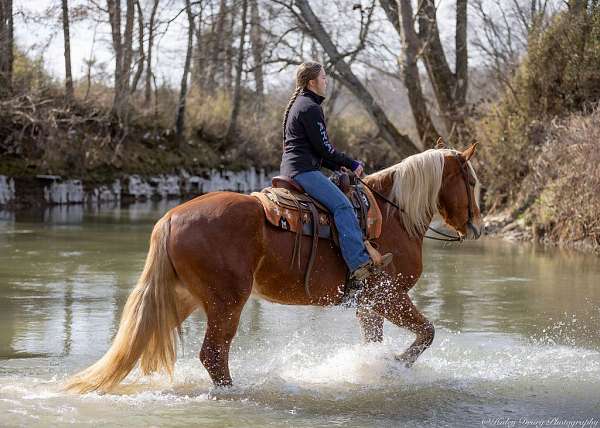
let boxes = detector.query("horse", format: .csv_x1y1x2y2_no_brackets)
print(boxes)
65,145,482,393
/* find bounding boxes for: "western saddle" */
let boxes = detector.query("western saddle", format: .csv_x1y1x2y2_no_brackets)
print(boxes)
251,173,382,297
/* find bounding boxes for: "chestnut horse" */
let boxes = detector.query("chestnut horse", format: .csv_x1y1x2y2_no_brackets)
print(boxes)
66,145,481,393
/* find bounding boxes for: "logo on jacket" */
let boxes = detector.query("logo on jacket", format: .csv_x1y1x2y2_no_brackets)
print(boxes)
318,122,334,153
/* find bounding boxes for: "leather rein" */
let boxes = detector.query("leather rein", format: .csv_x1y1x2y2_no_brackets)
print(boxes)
353,153,476,243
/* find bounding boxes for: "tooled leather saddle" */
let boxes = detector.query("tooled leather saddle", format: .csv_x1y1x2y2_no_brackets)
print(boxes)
251,173,382,296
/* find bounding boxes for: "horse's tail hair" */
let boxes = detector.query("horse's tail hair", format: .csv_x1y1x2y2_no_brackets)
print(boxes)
64,214,181,394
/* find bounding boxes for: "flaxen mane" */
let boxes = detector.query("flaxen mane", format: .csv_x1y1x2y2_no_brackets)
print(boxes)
367,149,480,239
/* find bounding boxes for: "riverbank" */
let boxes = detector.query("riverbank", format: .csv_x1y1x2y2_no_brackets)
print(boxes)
482,212,600,255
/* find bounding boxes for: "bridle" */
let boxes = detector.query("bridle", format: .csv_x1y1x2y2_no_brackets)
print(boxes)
354,153,478,242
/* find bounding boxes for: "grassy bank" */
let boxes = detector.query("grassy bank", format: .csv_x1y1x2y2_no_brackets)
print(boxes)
0,53,400,185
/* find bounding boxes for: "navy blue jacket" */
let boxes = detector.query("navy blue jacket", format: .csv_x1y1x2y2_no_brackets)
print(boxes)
280,89,358,178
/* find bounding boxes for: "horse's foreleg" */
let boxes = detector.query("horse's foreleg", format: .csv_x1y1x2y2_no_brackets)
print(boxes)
356,306,384,343
373,293,434,367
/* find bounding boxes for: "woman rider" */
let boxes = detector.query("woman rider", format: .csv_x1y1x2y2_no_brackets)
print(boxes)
280,61,391,283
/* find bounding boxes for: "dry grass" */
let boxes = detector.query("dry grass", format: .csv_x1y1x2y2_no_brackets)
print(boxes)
526,109,600,251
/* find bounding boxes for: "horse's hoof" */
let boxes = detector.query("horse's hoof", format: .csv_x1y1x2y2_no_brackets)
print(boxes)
394,354,415,368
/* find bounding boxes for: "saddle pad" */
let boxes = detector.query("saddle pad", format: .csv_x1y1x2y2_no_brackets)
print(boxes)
251,185,382,240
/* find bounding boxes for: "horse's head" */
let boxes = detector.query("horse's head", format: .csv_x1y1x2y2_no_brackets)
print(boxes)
437,144,482,240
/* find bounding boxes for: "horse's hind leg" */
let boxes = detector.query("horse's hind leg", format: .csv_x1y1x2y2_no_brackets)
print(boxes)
200,297,247,386
356,306,384,343
373,292,435,367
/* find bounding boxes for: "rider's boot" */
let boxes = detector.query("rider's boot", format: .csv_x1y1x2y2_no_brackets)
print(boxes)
341,242,392,306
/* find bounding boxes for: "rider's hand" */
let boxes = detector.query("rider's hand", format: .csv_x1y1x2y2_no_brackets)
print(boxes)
353,163,364,177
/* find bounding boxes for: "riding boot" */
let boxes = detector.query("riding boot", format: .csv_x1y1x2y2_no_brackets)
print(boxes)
341,246,393,307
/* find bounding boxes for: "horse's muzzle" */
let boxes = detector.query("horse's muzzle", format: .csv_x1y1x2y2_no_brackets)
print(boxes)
466,220,482,240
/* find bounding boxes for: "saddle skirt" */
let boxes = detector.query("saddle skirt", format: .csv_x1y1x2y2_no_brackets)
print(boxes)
251,176,383,297
251,185,382,243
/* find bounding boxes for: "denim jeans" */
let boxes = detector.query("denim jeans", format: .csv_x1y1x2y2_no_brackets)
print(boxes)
293,170,370,272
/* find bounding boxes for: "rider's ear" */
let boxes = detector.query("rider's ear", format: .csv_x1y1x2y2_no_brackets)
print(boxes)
462,143,479,161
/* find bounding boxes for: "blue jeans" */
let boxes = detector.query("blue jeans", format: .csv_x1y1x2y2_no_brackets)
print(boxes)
293,170,370,272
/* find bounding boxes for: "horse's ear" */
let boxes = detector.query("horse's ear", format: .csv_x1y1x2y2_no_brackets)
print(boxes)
462,143,479,161
435,137,446,149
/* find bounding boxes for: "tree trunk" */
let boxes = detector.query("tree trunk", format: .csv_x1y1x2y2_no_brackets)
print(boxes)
108,0,134,122
192,3,205,88
107,0,123,115
249,0,264,109
121,0,135,94
0,0,14,97
144,0,159,104
295,0,419,158
175,0,195,138
417,0,469,142
225,0,248,141
207,0,227,90
61,0,74,101
380,0,439,146
130,0,145,94
84,25,98,100
455,0,468,106
224,3,237,92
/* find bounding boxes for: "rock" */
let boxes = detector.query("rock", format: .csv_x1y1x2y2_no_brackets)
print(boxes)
0,176,15,205
0,168,274,207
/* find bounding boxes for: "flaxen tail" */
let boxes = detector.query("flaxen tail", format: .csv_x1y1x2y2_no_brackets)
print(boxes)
64,214,181,393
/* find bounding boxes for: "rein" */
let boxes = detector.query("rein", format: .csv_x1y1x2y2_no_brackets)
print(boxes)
351,154,474,243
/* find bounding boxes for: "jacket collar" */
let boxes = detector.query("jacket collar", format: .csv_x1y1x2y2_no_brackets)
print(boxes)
301,88,325,105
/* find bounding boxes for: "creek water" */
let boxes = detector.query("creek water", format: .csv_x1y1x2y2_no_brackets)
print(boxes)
0,201,599,427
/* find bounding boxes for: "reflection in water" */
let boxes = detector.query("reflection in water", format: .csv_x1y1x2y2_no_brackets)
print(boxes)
0,201,599,426
416,240,600,348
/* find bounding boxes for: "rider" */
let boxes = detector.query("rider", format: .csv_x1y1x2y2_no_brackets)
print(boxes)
280,61,391,283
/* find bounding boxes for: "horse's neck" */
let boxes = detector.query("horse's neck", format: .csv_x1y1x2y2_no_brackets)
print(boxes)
364,173,432,244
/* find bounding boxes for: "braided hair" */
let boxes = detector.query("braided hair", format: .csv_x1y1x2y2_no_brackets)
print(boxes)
282,61,323,145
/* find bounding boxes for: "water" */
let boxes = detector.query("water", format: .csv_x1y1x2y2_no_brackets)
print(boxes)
1,202,599,427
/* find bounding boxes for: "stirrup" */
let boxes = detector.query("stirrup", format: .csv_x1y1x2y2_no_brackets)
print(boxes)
349,253,392,281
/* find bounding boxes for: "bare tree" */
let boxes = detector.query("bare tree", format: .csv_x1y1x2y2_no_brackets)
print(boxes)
206,0,228,90
416,0,469,142
470,0,553,95
0,0,13,97
130,0,145,94
225,0,248,141
107,0,135,122
175,0,195,138
224,2,238,92
294,0,420,157
144,0,160,104
379,0,439,145
191,1,206,88
61,0,74,101
249,0,264,108
83,23,98,100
